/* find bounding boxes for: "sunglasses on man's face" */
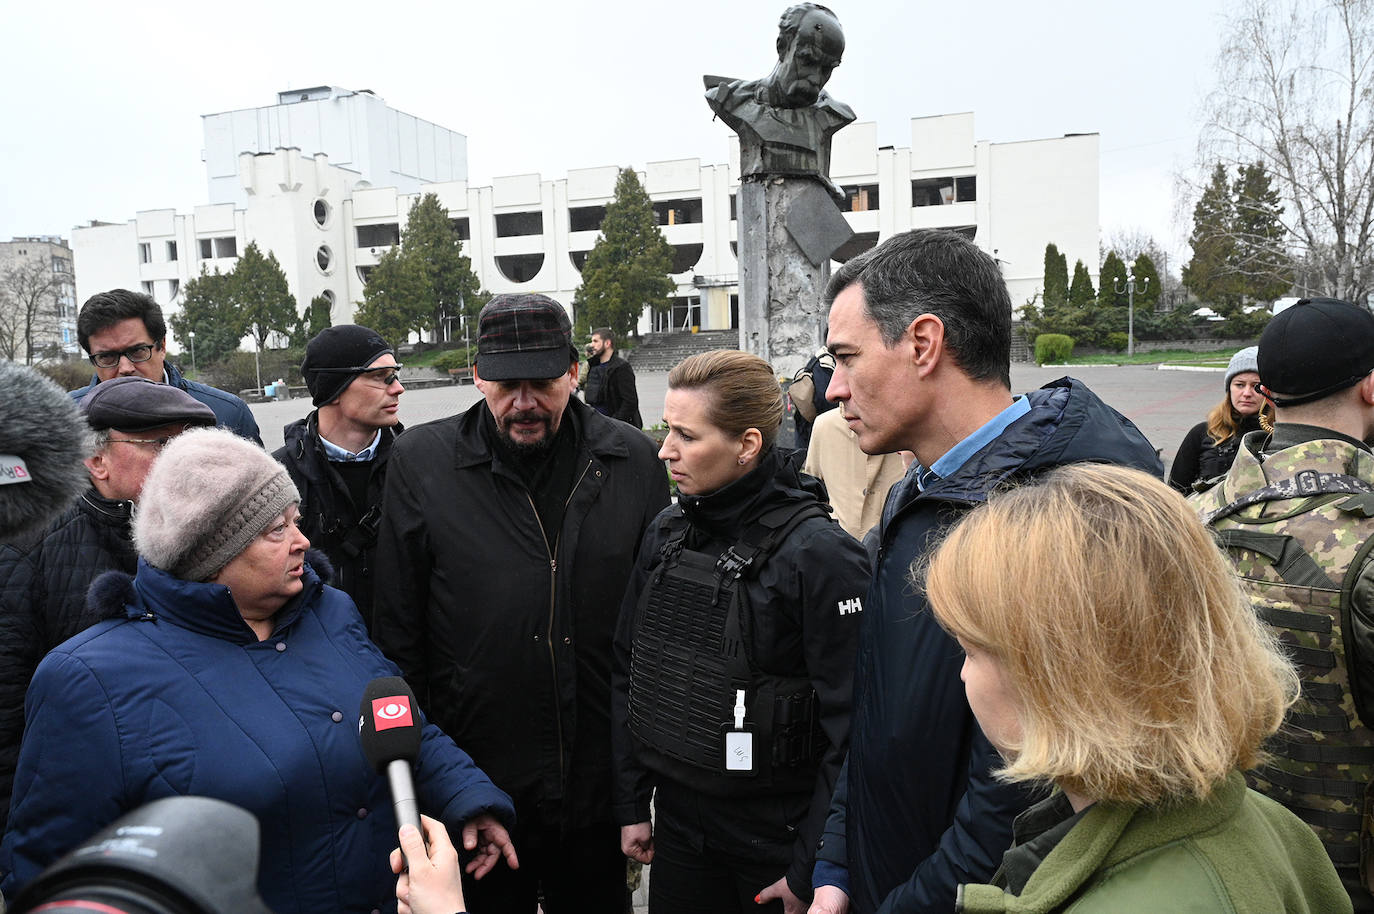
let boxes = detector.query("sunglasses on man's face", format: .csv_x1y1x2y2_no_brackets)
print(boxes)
313,364,405,387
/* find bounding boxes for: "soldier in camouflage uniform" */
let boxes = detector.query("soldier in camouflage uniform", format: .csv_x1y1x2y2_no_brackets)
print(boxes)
1193,297,1374,913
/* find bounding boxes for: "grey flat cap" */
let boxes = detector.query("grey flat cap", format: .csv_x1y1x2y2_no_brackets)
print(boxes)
81,377,217,432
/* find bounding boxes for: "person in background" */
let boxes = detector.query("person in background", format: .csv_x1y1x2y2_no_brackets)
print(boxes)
69,288,261,445
275,325,404,631
1169,346,1272,492
927,463,1348,913
802,407,906,541
585,327,642,427
614,350,869,914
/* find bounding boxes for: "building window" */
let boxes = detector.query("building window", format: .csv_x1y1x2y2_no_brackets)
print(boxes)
668,296,702,330
495,253,544,283
494,212,543,238
321,289,336,308
568,206,607,233
449,217,471,241
51,256,71,274
168,279,180,299
316,245,334,274
653,198,703,226
357,266,374,285
214,237,237,259
912,176,976,207
199,238,213,259
670,244,703,274
138,243,151,264
570,251,590,272
166,241,178,262
843,184,880,212
356,223,400,248
141,280,155,296
729,194,737,221
313,199,331,228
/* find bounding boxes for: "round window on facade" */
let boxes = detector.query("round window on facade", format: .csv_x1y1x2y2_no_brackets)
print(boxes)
313,199,331,228
316,245,334,274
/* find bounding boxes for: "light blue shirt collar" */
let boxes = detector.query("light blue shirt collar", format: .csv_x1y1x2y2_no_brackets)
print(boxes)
321,430,380,463
915,396,1030,491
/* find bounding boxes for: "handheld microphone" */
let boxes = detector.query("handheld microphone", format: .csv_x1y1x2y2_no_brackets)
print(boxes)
0,362,91,544
359,676,424,859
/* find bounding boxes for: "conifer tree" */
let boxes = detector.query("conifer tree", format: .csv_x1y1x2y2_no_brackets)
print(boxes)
1099,251,1129,308
1043,243,1069,309
1182,163,1242,313
1231,162,1293,303
1131,253,1161,311
1068,260,1096,308
168,267,243,364
573,168,674,337
400,193,482,339
355,246,425,348
232,242,297,350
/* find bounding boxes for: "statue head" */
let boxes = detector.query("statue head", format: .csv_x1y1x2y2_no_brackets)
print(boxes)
769,3,845,108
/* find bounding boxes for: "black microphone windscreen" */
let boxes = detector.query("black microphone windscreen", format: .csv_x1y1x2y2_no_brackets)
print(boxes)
0,363,91,544
358,676,423,772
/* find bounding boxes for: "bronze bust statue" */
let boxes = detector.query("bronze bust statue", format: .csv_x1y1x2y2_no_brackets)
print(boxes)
705,3,855,194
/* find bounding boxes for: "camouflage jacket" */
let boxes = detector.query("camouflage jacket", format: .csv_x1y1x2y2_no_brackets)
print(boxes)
1192,431,1374,887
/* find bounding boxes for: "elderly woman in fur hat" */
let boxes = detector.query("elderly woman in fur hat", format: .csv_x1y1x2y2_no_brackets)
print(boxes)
0,428,517,914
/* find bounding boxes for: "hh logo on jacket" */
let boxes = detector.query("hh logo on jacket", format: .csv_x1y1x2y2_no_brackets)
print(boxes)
838,597,863,616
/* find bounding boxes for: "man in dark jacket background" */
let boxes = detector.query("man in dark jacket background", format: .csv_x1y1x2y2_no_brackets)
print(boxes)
373,294,670,913
809,229,1163,914
0,376,214,834
584,327,642,428
68,288,261,445
274,324,403,629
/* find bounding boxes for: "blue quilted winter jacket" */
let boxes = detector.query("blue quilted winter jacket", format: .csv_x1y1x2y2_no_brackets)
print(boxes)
0,555,513,913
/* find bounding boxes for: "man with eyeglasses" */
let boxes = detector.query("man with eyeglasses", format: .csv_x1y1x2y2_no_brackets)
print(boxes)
69,288,262,445
272,325,404,629
0,376,215,833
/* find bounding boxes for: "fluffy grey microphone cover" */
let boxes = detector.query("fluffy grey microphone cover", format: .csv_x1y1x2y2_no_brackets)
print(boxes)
0,362,93,543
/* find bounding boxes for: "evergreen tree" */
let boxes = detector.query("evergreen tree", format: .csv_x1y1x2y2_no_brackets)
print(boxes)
1043,243,1069,309
573,168,674,338
290,294,334,347
354,246,426,348
1182,163,1242,314
1099,251,1130,308
1068,259,1096,308
168,267,243,365
1231,162,1293,303
232,242,297,350
400,193,483,339
1131,253,1161,311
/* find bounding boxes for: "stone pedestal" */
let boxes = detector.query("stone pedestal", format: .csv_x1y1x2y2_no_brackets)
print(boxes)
737,176,851,380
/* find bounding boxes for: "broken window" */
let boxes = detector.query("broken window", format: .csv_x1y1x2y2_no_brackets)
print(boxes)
912,176,976,206
494,212,543,237
843,184,881,212
449,217,471,241
670,243,703,274
356,223,400,248
568,206,607,233
653,198,703,226
495,253,544,283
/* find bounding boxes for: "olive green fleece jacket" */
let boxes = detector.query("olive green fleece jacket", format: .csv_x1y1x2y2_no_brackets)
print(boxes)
956,772,1351,914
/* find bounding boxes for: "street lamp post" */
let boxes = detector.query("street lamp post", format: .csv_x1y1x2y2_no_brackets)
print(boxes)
188,330,196,374
254,336,262,392
1113,272,1151,358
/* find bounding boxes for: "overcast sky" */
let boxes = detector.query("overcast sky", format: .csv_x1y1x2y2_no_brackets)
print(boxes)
1,0,1232,271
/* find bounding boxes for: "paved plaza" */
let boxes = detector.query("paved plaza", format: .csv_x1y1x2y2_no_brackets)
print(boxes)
250,363,1226,474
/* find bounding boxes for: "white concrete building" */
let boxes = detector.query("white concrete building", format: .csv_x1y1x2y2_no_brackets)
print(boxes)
72,108,1099,349
0,236,78,359
202,87,468,209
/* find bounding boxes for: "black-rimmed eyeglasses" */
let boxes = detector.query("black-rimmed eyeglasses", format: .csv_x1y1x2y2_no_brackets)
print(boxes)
89,343,157,369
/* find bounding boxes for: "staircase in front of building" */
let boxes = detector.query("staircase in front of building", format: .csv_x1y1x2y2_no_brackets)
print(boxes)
624,330,739,372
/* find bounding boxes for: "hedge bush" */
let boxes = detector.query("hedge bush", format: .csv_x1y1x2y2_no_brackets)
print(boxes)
1035,334,1075,365
1106,332,1128,353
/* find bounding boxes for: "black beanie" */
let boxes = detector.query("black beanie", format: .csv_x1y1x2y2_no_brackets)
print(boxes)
301,325,393,407
1258,298,1374,407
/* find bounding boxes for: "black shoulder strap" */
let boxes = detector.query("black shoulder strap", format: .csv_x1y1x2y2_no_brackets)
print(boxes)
1212,528,1339,590
1203,470,1374,526
336,504,383,559
717,501,831,584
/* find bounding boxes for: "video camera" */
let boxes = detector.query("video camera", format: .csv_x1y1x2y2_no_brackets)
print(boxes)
9,796,272,914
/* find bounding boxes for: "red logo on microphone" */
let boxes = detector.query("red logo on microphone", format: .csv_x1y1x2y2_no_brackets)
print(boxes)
371,695,413,731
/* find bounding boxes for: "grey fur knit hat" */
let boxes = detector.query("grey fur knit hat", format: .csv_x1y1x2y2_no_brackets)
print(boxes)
1224,346,1259,390
134,427,299,582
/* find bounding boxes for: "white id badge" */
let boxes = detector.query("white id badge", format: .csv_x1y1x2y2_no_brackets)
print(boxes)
724,728,755,774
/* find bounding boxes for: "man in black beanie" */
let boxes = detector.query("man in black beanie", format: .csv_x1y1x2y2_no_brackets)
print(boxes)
272,324,404,628
1193,297,1374,912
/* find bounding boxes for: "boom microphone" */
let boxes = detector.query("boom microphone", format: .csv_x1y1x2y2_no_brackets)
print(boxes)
0,362,91,543
359,676,424,855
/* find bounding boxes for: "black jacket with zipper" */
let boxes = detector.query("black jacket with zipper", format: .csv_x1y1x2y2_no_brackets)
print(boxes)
273,411,400,629
372,397,670,832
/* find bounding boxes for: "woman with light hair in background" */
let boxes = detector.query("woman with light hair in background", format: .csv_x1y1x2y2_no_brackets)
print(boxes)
1169,346,1273,493
922,463,1348,913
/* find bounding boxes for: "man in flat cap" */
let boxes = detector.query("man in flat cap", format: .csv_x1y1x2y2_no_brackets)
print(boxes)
273,324,404,630
374,293,669,912
0,376,215,833
1194,297,1374,912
